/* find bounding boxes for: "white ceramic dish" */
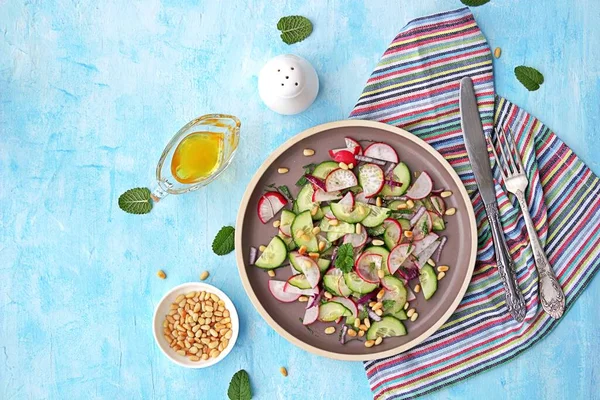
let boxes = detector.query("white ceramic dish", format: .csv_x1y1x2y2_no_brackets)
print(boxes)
152,282,239,368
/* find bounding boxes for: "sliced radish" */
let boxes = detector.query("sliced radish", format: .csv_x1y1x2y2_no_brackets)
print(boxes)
411,211,432,241
406,172,433,199
364,142,399,163
344,137,363,155
406,286,416,301
330,297,358,318
383,218,402,247
343,224,367,248
278,227,291,237
257,191,288,224
412,233,439,255
430,195,446,215
324,207,336,219
296,256,321,288
269,280,301,302
388,243,414,274
338,191,355,207
312,189,342,202
290,264,301,275
355,253,382,283
329,148,357,165
305,175,327,191
358,163,385,198
410,206,427,227
325,169,358,192
284,277,320,295
415,240,441,268
303,305,319,325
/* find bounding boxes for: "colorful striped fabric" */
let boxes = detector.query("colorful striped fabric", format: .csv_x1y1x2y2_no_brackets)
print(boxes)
349,7,600,400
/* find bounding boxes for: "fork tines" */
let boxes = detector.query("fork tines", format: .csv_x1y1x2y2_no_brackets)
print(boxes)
489,126,525,180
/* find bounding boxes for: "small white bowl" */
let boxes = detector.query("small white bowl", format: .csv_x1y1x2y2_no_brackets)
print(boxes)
153,282,239,368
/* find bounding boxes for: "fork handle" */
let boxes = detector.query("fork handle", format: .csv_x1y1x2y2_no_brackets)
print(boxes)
514,190,565,319
486,202,527,322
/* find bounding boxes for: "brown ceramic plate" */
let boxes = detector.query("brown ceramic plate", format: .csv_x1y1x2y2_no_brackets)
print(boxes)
235,120,477,361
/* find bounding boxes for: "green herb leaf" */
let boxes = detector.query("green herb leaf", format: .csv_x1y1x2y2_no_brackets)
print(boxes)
460,0,491,6
382,300,395,311
335,243,354,273
212,226,235,256
277,15,313,45
118,187,153,214
295,176,308,187
278,185,293,201
227,369,252,400
514,66,544,91
302,163,318,170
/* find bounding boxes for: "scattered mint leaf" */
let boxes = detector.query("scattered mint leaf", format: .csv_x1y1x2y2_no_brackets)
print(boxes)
460,0,491,6
118,187,153,214
212,226,235,256
302,163,318,170
295,163,318,187
382,300,395,311
278,185,293,201
265,183,276,190
335,243,354,273
277,16,313,45
295,176,308,186
227,369,252,400
514,66,544,91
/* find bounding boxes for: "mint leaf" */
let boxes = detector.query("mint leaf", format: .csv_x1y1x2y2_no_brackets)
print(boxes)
382,300,395,310
277,16,313,45
212,226,235,256
335,243,354,273
514,66,544,91
227,369,252,400
460,0,491,6
118,187,153,214
278,185,293,201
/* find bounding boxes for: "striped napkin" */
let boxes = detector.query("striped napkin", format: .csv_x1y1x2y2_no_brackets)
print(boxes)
350,7,600,400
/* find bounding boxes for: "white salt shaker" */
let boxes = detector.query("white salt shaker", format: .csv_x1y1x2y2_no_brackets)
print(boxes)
258,54,319,115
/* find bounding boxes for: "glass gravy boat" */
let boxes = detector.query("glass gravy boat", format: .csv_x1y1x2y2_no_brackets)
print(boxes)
151,114,240,202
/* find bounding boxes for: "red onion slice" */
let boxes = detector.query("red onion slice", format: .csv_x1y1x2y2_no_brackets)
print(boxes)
305,175,327,191
409,206,426,226
355,155,386,166
339,324,348,344
367,309,382,322
434,236,448,263
384,179,403,188
249,247,258,265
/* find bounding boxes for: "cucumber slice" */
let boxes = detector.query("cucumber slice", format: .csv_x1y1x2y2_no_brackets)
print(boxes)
318,302,350,322
345,315,356,326
361,204,391,227
291,211,319,252
326,231,346,242
279,210,296,236
312,161,339,179
366,316,407,340
363,246,390,276
296,184,324,220
430,211,446,231
383,220,402,251
387,309,407,320
289,251,303,273
330,202,370,223
419,265,438,300
277,233,297,251
255,236,288,269
367,224,386,237
319,218,355,233
381,275,407,311
323,274,342,296
397,218,411,231
380,162,411,196
287,274,312,289
344,271,378,294
317,258,331,273
292,200,299,214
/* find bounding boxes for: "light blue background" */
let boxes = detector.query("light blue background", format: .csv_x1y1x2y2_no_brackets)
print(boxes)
1,1,599,399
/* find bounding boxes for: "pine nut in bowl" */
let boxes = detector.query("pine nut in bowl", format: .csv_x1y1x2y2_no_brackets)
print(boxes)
152,282,239,368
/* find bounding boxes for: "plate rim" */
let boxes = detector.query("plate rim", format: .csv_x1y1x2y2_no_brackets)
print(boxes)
235,119,477,361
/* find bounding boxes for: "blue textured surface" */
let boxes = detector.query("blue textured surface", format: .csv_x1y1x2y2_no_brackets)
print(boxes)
1,1,599,399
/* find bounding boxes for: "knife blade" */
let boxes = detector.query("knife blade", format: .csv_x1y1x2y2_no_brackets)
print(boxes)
459,77,527,322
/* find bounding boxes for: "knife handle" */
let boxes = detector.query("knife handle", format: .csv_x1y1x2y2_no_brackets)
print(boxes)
486,203,527,322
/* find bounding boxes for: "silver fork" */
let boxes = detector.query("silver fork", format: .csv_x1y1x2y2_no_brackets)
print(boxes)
490,127,565,319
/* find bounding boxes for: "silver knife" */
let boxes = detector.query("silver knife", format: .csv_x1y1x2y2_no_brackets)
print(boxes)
459,77,527,322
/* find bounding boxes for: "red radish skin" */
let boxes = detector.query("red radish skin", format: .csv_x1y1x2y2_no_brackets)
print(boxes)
328,148,357,165
343,224,368,248
278,228,291,237
355,253,383,283
358,163,385,198
257,191,288,224
269,280,301,302
338,191,355,207
406,172,433,199
303,305,319,325
387,243,413,275
284,278,320,295
296,256,321,288
430,195,446,215
330,297,358,318
325,169,358,192
312,189,342,202
305,175,327,191
344,137,363,155
364,142,399,163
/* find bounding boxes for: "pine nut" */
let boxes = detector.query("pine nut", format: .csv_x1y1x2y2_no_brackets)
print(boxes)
396,203,408,210
375,309,383,316
210,349,221,359
364,318,371,328
354,319,361,328
312,226,321,235
372,302,383,310
329,219,339,226
222,339,229,348
225,330,233,339
325,326,336,334
339,162,349,170
445,208,456,216
324,291,333,299
259,245,267,252
359,324,368,331
437,271,446,280
280,366,288,377
437,265,449,272
199,271,209,281
303,148,315,156
302,233,312,242
414,284,421,293
377,269,385,279
377,289,385,300
175,295,185,303
157,270,166,279
376,197,382,207
375,336,383,346
298,245,307,255
273,220,281,228
404,302,409,310
411,312,419,322
404,231,413,238
209,329,218,337
267,270,275,277
348,163,354,169
347,329,357,337
176,350,186,356
372,239,384,246
318,241,326,251
310,206,319,216
278,167,289,174
406,199,415,209
407,308,416,318
427,258,436,267
493,47,501,58
201,353,209,360
365,340,375,348
441,190,453,198
208,341,219,349
298,296,309,302
308,252,320,259
358,330,365,337
355,224,362,234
